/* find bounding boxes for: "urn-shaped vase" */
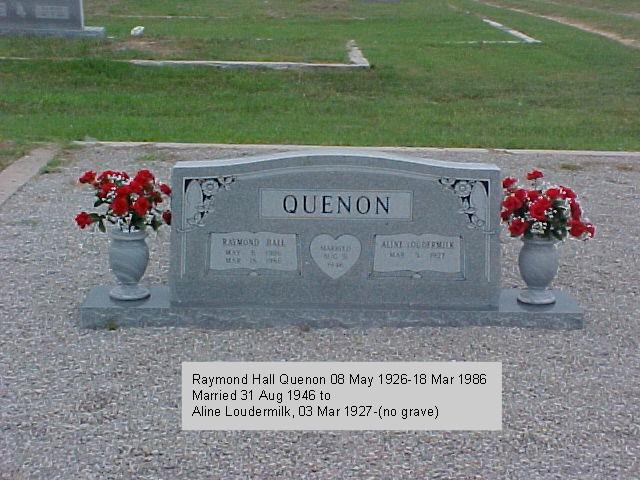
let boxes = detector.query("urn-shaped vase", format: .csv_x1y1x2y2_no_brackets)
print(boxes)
108,228,150,301
517,237,559,305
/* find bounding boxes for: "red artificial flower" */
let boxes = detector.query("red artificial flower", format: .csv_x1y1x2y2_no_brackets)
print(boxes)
501,209,511,221
527,189,540,201
585,223,595,237
111,196,129,216
133,196,150,217
162,210,172,225
569,220,595,238
545,187,561,200
99,182,116,198
75,211,94,229
159,183,172,196
134,169,155,185
570,199,582,220
529,198,552,221
129,180,144,195
150,191,163,204
508,218,528,236
559,186,576,199
513,188,527,201
97,170,115,182
502,177,517,190
569,220,588,237
78,171,96,184
502,195,523,213
526,169,544,180
115,185,133,197
97,170,128,182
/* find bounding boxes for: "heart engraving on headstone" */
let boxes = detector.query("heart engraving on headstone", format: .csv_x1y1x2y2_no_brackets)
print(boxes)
310,234,361,279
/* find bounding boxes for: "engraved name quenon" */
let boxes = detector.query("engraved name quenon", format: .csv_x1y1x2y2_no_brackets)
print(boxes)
260,189,413,220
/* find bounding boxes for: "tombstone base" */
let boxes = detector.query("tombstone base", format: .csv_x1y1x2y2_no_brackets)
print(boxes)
79,286,583,330
0,26,105,38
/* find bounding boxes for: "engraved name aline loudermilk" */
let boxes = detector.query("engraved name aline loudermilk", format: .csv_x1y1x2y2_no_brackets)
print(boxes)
169,150,501,310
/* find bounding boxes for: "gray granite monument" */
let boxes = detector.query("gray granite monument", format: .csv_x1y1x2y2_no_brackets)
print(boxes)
0,0,104,37
80,150,583,329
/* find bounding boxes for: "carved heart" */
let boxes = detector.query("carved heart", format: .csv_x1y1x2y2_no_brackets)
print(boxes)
310,234,361,279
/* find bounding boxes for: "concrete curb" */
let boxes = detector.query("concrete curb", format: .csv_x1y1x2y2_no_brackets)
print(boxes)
128,59,368,70
0,40,371,71
473,0,640,49
0,145,59,206
482,18,541,43
72,141,640,158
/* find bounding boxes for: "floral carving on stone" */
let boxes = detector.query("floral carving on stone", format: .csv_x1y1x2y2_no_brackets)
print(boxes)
439,177,489,229
180,176,235,231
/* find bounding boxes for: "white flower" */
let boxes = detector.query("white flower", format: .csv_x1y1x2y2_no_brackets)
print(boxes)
454,181,472,197
531,221,546,235
201,180,219,196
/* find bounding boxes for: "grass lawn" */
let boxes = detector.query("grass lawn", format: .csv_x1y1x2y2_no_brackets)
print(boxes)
0,140,30,171
476,0,640,39
0,0,638,151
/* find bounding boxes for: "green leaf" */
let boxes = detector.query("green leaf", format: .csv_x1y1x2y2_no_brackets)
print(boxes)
98,220,106,233
130,215,145,230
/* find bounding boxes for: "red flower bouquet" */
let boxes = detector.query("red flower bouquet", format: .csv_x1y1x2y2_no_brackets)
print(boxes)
501,170,594,241
75,169,172,232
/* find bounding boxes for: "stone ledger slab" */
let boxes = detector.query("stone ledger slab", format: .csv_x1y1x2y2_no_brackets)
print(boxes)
0,0,104,37
79,286,583,330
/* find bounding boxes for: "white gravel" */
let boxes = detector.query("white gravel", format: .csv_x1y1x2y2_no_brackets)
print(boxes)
1,145,638,479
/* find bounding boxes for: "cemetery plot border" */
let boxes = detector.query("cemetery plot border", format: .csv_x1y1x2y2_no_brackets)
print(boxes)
128,40,370,70
445,17,541,45
0,40,369,70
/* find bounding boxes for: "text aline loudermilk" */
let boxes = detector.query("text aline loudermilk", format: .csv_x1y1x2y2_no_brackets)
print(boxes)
182,362,502,431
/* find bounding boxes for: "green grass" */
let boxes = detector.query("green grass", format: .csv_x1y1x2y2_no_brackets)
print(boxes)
39,143,80,173
0,140,30,171
0,0,638,150
481,0,640,39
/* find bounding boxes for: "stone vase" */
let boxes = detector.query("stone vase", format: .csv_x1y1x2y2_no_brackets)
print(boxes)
108,228,150,301
517,236,559,305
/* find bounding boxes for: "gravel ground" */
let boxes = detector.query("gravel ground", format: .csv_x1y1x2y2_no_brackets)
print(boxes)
0,145,638,479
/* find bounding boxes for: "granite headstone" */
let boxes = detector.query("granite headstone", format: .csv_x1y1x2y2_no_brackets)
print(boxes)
170,151,501,311
0,0,104,37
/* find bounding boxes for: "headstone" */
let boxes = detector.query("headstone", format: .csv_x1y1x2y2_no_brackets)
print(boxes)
0,0,104,37
80,150,583,329
169,150,502,311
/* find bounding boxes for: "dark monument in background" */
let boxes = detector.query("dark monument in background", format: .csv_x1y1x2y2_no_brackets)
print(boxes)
0,0,104,37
